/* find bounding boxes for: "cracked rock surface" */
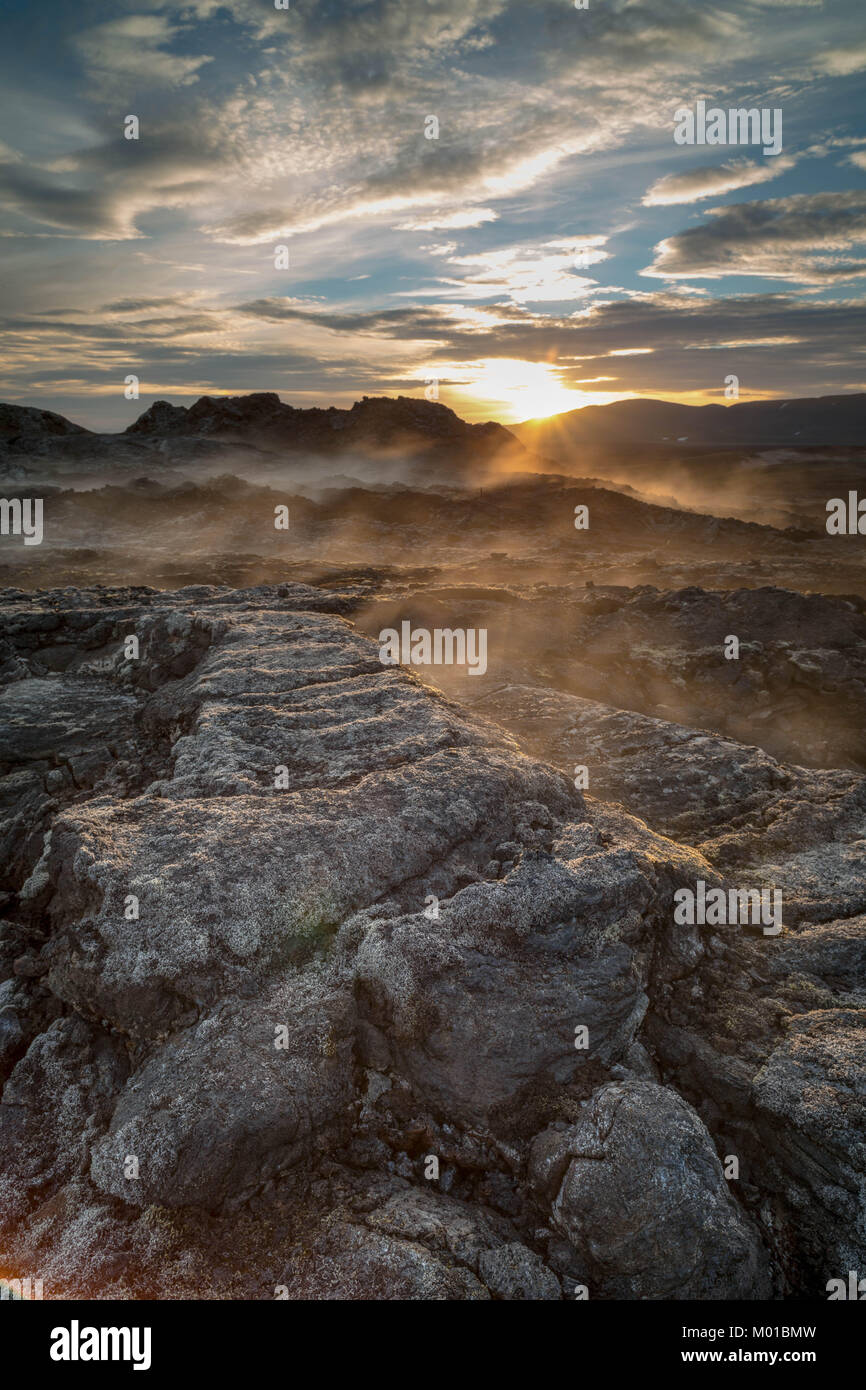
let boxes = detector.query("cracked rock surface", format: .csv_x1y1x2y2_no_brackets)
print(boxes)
0,584,863,1299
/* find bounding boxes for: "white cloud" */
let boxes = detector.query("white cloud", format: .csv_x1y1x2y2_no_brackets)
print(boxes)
432,238,610,303
642,156,796,206
395,209,499,231
814,43,866,77
74,15,213,91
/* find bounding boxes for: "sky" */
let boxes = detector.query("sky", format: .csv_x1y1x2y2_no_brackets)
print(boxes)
1,0,865,429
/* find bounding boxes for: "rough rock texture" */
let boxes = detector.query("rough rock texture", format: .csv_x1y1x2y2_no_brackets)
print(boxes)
529,1080,771,1299
362,582,866,770
0,584,863,1300
471,683,866,926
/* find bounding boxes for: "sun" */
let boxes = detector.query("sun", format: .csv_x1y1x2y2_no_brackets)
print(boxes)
447,358,628,423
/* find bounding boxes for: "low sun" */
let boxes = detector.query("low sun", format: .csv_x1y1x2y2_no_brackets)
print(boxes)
449,358,625,423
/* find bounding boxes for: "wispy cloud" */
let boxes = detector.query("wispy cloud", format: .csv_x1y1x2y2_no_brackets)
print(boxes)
74,15,214,93
642,156,797,206
0,0,864,421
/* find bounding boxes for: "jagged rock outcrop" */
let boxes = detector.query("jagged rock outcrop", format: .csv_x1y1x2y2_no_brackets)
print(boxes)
0,584,862,1299
125,393,508,457
0,393,530,486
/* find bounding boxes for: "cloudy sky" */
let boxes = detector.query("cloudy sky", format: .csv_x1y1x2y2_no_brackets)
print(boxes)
1,0,865,428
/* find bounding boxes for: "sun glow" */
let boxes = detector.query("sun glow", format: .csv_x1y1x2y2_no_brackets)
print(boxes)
449,358,633,423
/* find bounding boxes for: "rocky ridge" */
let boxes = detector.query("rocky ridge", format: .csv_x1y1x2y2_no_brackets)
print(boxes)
0,395,529,486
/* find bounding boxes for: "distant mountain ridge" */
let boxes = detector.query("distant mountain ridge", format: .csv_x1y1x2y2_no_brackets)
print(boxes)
1,390,864,488
124,391,511,453
0,392,528,484
516,393,866,449
0,402,89,441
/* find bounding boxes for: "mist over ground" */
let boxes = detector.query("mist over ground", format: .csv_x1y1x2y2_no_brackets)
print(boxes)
2,391,866,1312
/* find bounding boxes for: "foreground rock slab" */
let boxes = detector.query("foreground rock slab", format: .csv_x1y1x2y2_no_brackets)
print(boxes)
0,585,862,1299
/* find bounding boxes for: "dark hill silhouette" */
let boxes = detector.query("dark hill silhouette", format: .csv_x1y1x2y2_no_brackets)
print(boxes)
0,392,527,483
516,393,866,449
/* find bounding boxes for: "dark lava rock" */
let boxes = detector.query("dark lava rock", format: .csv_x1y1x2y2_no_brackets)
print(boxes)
0,584,862,1300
